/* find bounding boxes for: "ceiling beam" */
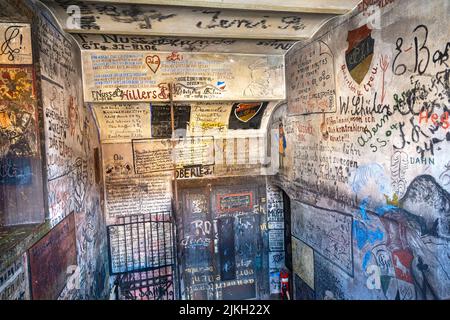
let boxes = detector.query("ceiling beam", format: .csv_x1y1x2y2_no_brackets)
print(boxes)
80,0,359,15
74,34,298,54
41,1,336,40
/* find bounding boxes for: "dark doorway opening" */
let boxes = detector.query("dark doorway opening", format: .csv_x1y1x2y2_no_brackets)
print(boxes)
282,190,292,298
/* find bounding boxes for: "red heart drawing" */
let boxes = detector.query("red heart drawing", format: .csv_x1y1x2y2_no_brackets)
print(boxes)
145,55,161,73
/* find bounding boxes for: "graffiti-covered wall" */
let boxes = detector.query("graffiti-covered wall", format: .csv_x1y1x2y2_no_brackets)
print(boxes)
84,45,286,226
0,0,110,300
80,25,287,299
278,0,450,300
34,3,109,299
0,11,45,226
96,100,280,228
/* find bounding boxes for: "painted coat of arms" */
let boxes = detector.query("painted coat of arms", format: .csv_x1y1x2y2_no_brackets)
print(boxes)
345,24,375,84
228,102,268,130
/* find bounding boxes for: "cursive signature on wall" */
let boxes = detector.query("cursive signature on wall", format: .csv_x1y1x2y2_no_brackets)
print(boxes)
1,25,24,61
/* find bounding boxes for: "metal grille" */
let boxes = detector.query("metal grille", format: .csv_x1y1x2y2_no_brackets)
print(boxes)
117,268,175,300
107,212,177,300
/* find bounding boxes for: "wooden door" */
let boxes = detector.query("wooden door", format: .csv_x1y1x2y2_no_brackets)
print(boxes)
179,184,261,300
